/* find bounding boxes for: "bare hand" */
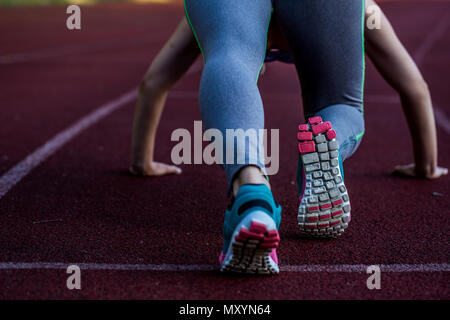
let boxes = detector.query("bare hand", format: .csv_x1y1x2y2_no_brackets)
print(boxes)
129,161,182,177
393,163,448,179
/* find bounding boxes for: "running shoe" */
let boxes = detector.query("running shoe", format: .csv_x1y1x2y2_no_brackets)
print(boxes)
296,116,351,238
219,184,281,274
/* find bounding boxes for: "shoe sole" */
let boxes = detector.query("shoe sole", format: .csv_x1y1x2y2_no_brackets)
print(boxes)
220,212,280,275
297,116,351,238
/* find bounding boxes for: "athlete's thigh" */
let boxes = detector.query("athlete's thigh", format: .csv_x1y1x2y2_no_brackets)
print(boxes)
184,0,273,64
275,0,365,115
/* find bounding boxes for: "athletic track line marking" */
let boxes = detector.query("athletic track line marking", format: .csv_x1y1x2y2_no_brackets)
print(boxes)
0,262,448,273
0,62,202,199
0,89,137,199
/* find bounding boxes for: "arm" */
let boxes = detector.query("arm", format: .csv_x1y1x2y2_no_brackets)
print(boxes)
130,17,200,176
364,0,447,179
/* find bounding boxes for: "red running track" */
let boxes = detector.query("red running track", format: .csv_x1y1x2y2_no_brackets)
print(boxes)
0,1,449,299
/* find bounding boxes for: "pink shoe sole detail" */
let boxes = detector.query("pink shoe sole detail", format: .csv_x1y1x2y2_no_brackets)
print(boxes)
297,132,313,141
319,214,332,220
308,116,322,125
220,221,280,275
312,121,332,135
298,141,316,154
298,124,308,131
330,220,341,226
318,222,330,228
327,129,337,140
331,210,343,217
270,249,278,264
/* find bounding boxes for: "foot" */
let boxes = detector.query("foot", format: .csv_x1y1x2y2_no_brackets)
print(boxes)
129,161,181,176
220,184,281,275
296,116,351,238
394,163,448,179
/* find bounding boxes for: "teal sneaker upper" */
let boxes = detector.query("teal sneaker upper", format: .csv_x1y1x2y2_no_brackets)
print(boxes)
222,184,282,254
338,152,344,180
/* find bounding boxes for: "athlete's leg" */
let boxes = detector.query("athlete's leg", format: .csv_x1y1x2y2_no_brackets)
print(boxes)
184,0,273,191
276,0,366,161
276,0,365,237
185,0,282,275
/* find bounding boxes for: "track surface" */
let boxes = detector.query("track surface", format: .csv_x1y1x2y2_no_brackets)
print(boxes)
0,1,449,299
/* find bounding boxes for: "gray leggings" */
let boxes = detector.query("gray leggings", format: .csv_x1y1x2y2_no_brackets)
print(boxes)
184,0,366,186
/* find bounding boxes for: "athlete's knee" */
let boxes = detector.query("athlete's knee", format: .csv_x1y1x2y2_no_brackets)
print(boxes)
204,51,262,80
350,105,365,135
316,103,365,137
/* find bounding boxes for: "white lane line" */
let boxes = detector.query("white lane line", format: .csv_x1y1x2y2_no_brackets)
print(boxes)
0,86,204,200
0,88,211,200
0,262,448,273
0,89,137,199
281,263,450,273
0,60,201,199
